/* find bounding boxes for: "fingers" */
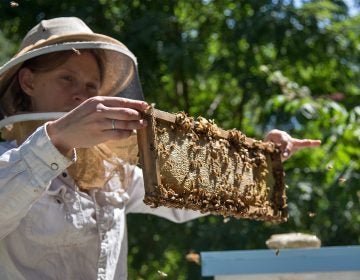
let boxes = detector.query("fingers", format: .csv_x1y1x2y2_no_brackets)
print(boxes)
89,97,149,132
281,138,321,161
93,97,149,128
87,97,150,134
97,105,145,121
92,96,148,111
103,118,147,131
292,139,322,149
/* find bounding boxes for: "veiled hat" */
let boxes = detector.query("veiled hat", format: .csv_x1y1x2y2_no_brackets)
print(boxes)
0,17,144,117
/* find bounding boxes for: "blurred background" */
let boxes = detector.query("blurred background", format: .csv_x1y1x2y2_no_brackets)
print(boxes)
1,0,359,279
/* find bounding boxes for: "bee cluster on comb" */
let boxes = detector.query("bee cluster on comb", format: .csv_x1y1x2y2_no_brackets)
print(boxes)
137,107,288,222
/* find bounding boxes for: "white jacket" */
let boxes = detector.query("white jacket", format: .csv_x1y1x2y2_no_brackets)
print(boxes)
0,126,203,280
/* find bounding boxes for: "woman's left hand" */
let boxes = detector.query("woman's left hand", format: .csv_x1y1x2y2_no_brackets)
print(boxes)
264,129,321,161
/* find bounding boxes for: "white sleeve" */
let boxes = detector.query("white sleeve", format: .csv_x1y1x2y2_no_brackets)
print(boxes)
125,166,208,223
0,125,73,239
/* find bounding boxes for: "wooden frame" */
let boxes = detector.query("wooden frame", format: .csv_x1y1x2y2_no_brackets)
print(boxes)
137,107,287,222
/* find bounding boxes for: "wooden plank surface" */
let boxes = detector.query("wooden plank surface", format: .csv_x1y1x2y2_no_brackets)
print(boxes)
152,109,263,148
137,109,161,195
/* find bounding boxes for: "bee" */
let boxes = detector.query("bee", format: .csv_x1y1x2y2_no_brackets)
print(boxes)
186,252,201,265
234,152,241,162
244,162,252,170
159,187,168,198
163,160,174,169
183,121,193,131
158,142,166,151
189,160,196,170
222,155,230,165
10,1,19,7
221,217,230,223
208,123,220,137
210,149,218,159
159,151,171,160
193,146,202,153
72,48,81,55
308,212,316,218
326,164,333,170
188,141,196,150
167,143,176,151
210,169,219,177
157,127,167,134
221,176,229,186
234,173,243,181
194,117,209,131
196,176,205,185
339,177,347,185
157,270,168,277
195,159,203,168
186,132,193,138
191,133,199,142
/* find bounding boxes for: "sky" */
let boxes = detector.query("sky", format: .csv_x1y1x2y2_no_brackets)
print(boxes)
343,0,360,16
293,0,359,16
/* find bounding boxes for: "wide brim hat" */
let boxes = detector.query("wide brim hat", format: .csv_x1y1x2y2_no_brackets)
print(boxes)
0,17,142,117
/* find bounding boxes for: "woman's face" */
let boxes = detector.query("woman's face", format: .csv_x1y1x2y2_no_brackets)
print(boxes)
20,51,101,112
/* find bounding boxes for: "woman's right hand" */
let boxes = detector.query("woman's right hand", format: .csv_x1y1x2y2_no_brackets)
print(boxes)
46,96,148,156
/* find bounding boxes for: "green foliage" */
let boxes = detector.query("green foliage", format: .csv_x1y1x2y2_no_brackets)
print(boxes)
0,0,359,279
0,31,16,65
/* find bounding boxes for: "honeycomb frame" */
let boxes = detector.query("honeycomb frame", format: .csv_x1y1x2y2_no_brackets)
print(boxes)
137,108,288,222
